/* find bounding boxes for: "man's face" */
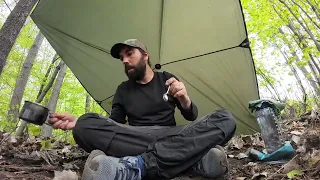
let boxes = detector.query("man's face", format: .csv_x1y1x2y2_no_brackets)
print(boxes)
119,46,148,81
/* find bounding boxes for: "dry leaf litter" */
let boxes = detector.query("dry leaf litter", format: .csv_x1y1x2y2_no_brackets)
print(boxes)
0,109,319,180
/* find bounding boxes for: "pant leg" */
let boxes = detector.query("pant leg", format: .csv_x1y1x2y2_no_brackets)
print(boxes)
141,109,237,179
72,113,179,157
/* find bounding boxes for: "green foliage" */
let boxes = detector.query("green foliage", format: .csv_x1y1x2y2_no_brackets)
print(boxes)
296,60,308,67
40,139,52,149
28,125,41,136
0,19,38,121
288,56,295,65
287,169,304,179
283,95,320,117
242,0,320,107
0,119,16,132
0,12,106,144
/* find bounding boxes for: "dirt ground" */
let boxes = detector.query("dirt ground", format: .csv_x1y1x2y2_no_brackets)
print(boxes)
0,110,320,180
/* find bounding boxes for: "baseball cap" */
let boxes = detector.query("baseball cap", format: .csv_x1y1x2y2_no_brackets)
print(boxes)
110,39,148,59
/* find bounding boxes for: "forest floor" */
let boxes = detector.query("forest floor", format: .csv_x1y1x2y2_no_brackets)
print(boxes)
0,111,320,180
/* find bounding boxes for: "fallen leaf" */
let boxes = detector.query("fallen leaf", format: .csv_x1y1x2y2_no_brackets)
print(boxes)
292,121,305,130
0,172,7,179
310,110,318,122
287,169,304,179
308,150,320,167
236,153,248,159
62,146,71,153
230,137,244,150
26,135,36,143
291,135,301,145
262,149,268,154
252,135,265,148
3,133,17,144
251,172,267,180
296,144,306,153
309,156,320,167
290,130,303,135
241,135,253,145
52,170,78,180
283,159,300,174
236,177,247,180
311,149,320,157
245,162,258,167
62,163,74,170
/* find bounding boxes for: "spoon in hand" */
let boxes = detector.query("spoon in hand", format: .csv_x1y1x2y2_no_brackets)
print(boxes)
163,85,170,101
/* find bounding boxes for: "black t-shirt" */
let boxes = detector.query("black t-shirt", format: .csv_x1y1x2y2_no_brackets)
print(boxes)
109,71,198,126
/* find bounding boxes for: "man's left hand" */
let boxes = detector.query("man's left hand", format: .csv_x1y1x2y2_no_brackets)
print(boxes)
166,77,191,109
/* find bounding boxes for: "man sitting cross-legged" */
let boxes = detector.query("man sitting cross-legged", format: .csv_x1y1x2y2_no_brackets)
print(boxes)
49,39,236,180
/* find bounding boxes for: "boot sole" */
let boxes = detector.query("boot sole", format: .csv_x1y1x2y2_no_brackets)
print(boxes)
81,150,106,180
215,145,230,180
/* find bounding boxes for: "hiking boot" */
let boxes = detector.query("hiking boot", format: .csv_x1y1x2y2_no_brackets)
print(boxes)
188,145,229,179
81,149,144,180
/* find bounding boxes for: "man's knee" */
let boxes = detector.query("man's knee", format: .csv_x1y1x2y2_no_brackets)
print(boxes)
72,113,111,153
208,109,237,137
72,114,90,144
72,113,95,135
72,113,107,143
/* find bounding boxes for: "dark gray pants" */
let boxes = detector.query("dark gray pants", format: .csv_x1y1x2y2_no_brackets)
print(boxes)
72,109,236,179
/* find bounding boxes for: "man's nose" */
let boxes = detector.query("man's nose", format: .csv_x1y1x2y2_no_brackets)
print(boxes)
122,57,129,64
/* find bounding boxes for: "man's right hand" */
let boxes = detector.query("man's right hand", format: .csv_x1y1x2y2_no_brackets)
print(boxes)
49,112,77,130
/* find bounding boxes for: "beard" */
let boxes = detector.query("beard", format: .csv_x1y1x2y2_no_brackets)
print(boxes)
124,58,147,81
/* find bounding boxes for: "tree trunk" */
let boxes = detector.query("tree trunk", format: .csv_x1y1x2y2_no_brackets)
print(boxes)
85,93,91,113
265,84,278,100
7,32,44,123
16,60,63,137
280,48,307,99
37,61,63,103
278,27,320,93
279,0,320,51
0,0,38,76
257,69,282,101
307,61,320,83
283,48,320,94
36,54,60,99
305,0,320,22
40,61,68,138
310,54,320,75
316,56,320,64
292,1,320,30
274,7,320,81
287,24,320,83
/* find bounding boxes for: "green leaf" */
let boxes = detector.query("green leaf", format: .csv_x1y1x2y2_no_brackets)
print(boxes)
288,56,295,65
41,139,52,149
296,61,307,67
287,169,304,179
306,72,312,78
29,126,41,136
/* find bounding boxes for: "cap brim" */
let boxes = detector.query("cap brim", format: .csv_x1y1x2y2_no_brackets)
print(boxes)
110,43,131,59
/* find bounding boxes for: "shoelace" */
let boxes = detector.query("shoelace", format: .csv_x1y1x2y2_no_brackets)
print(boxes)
115,157,141,180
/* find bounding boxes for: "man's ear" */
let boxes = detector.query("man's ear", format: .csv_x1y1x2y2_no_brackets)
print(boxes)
144,52,149,62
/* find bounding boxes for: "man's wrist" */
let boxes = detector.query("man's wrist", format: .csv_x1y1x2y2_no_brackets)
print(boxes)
179,95,192,110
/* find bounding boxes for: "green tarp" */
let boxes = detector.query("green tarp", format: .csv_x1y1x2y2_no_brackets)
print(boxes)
30,0,260,134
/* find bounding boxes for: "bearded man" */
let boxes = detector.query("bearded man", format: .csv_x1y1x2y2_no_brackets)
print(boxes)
49,39,236,180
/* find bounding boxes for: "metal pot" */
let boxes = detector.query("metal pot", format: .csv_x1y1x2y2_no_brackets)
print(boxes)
19,101,50,126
